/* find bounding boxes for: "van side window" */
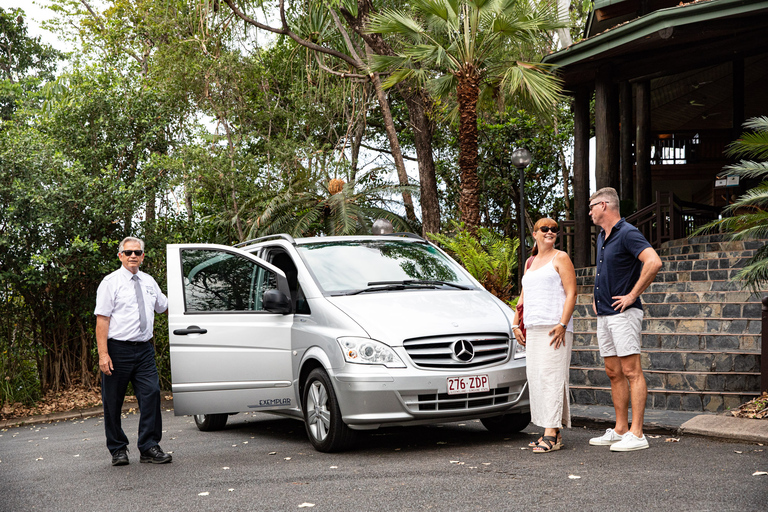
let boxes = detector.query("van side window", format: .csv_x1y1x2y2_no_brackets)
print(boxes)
181,249,277,312
268,249,311,315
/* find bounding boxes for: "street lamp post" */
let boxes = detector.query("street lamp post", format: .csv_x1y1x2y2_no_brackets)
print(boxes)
510,148,532,289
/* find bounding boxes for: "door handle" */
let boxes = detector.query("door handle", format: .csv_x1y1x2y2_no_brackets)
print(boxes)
173,325,208,335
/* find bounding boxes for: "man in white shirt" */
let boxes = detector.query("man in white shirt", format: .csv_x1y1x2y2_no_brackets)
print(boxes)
94,237,171,466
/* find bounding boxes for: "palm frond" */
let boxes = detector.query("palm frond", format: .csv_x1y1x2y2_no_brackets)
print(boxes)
695,116,768,291
732,243,768,295
429,73,459,98
722,184,768,212
366,9,425,41
721,161,768,180
498,62,563,113
726,131,768,161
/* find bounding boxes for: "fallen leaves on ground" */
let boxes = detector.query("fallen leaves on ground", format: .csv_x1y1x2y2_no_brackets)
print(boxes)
731,392,768,419
0,385,119,421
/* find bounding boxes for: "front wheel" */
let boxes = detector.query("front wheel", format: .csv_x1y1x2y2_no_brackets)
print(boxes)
480,411,531,435
194,413,228,431
302,368,355,452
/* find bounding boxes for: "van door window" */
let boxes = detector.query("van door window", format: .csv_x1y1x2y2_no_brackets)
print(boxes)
181,249,277,312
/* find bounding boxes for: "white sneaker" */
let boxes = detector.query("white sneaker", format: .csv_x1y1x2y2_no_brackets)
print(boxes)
610,432,649,452
589,428,625,446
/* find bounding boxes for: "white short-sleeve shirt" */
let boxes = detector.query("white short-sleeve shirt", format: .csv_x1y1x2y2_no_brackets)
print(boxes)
94,265,168,342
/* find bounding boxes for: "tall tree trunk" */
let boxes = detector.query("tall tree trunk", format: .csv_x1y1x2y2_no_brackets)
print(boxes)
340,2,440,234
365,44,416,223
350,86,369,181
401,88,441,236
456,69,481,228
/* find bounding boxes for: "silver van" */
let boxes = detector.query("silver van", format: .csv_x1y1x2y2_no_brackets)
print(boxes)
167,234,529,452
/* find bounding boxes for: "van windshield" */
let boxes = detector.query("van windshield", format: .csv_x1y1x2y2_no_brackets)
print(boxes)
297,240,476,295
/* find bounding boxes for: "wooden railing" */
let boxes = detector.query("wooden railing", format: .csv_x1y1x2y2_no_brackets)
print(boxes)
556,192,720,265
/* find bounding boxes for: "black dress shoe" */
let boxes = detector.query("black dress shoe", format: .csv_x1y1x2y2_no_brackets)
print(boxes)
111,448,129,466
140,445,172,464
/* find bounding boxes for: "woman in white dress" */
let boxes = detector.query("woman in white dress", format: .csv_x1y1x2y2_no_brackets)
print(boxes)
512,218,577,453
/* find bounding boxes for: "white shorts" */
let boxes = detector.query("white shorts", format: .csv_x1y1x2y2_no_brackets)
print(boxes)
596,308,644,358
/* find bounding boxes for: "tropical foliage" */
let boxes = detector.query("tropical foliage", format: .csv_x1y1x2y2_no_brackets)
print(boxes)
367,0,566,227
697,116,768,293
1,2,578,410
429,221,519,303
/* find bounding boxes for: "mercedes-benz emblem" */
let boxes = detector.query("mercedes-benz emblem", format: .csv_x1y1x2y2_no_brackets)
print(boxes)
452,339,475,362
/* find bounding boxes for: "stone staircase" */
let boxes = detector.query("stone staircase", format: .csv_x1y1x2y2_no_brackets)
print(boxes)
570,233,764,412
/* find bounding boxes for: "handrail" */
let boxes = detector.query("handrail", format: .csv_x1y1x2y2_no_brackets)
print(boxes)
557,192,720,264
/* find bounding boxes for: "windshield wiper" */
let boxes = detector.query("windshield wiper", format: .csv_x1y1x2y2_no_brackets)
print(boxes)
401,279,472,290
339,280,472,296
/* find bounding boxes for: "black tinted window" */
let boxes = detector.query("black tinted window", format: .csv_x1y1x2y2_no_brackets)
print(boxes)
181,249,277,312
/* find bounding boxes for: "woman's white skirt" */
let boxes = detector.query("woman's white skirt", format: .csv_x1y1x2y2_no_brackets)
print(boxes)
525,325,573,429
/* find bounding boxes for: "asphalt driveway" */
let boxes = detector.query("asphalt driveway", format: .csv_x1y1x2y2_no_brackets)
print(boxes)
1,408,767,511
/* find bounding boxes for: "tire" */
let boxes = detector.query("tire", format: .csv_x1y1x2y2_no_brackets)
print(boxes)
481,411,531,435
194,413,229,431
302,368,355,452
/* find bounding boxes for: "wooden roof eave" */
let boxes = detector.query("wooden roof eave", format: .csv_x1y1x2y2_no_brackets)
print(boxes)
544,0,768,73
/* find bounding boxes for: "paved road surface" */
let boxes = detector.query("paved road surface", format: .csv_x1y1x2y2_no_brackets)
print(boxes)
1,409,766,511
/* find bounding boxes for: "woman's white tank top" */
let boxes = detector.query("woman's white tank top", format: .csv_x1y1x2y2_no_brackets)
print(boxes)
521,252,574,331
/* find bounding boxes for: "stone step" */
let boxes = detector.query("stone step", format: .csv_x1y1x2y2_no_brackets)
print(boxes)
569,367,760,394
578,281,752,295
638,291,762,304
572,317,762,336
569,386,758,413
577,269,745,287
576,290,762,304
565,232,767,413
572,332,761,351
659,240,765,256
660,257,752,271
661,233,728,247
570,347,761,373
572,302,761,319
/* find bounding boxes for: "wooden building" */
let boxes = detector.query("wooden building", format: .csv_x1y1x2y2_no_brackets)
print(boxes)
545,0,768,268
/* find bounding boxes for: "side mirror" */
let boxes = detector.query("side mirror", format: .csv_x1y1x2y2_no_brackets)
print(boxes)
263,289,291,314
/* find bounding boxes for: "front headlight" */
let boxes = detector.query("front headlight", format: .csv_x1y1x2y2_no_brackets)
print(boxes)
513,336,526,360
337,337,406,368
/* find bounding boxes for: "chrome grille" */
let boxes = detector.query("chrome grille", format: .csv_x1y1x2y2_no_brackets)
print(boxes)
407,387,513,412
402,333,511,369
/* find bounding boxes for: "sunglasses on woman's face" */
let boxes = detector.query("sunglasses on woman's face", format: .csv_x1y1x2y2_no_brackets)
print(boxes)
538,226,559,234
121,250,144,257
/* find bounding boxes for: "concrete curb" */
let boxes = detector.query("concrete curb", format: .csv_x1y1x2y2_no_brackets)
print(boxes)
0,400,173,429
680,415,768,444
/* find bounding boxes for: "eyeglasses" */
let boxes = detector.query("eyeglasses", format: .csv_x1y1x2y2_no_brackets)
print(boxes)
121,250,144,257
588,201,606,211
538,226,559,234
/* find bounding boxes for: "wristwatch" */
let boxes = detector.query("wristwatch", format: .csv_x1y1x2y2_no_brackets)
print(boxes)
559,322,567,328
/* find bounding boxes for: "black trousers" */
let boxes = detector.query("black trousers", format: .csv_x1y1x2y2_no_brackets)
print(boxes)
102,339,162,455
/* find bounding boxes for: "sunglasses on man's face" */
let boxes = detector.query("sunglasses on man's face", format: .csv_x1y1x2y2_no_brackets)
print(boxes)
121,250,144,257
538,226,559,234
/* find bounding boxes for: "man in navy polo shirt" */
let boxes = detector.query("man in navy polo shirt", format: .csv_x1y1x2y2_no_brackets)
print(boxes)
587,187,662,452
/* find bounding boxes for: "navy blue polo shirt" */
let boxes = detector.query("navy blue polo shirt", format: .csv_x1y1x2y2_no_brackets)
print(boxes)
594,218,652,316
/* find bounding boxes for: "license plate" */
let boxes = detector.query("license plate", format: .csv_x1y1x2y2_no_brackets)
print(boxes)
447,375,490,395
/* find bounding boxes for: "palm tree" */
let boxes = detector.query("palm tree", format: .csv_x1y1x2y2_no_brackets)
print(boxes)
367,0,566,228
697,116,768,293
251,169,418,238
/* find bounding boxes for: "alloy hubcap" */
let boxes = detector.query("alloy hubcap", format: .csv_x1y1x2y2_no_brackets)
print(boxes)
307,380,331,441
